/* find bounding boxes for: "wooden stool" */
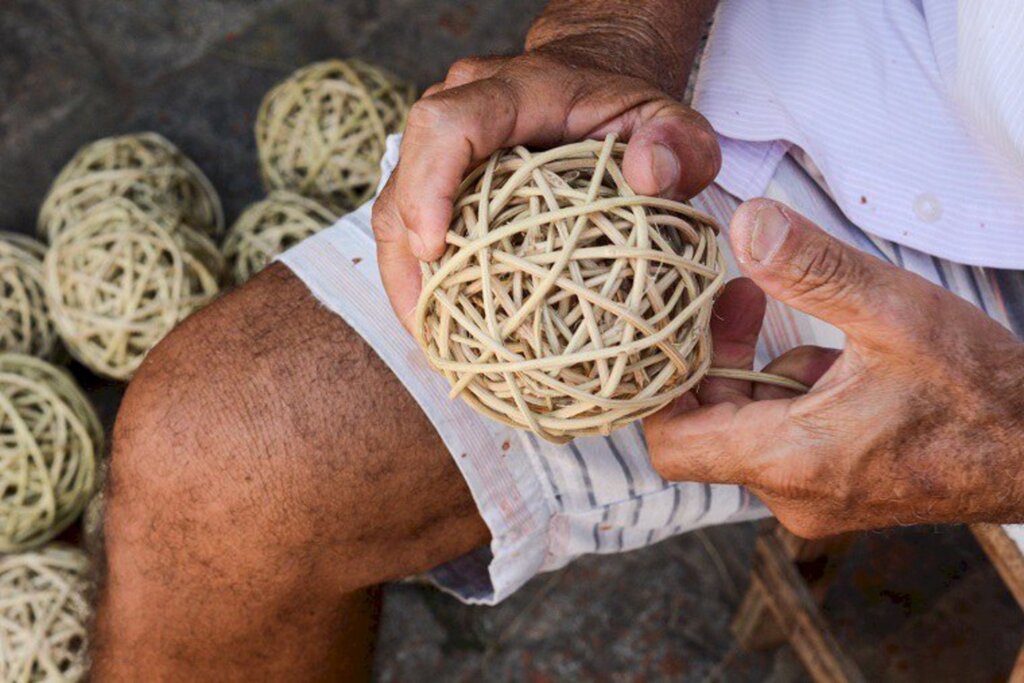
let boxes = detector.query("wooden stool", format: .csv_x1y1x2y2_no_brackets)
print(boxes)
732,521,1024,682
971,525,1024,683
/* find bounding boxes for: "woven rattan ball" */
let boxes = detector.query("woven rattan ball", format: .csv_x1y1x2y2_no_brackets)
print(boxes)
0,354,101,552
0,544,90,681
0,234,57,359
223,191,337,283
44,198,224,380
38,132,223,242
416,135,726,444
256,59,415,212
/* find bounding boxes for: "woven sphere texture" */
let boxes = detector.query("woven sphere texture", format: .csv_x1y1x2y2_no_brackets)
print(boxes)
0,234,57,359
223,191,337,283
44,198,224,380
38,132,223,242
0,544,90,681
416,135,725,443
256,59,415,212
0,354,101,553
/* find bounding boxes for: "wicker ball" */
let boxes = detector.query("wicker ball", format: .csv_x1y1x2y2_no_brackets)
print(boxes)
38,132,223,242
44,198,224,380
0,234,57,359
256,59,415,212
415,136,725,444
0,355,101,552
223,191,337,283
0,544,90,681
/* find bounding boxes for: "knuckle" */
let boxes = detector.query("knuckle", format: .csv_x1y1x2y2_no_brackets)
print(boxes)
370,205,388,240
516,50,558,72
688,109,718,138
445,57,490,85
393,182,429,231
646,435,675,479
786,237,862,306
405,97,457,135
421,81,446,98
693,123,722,181
370,184,400,239
650,453,679,481
646,430,690,481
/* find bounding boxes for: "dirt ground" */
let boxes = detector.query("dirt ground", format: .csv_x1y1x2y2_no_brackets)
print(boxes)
2,1,1021,680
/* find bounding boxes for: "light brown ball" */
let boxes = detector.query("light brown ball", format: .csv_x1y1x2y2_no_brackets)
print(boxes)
0,354,101,552
0,544,90,681
223,191,337,283
44,198,224,380
415,136,724,444
0,233,57,358
38,132,223,242
256,59,415,212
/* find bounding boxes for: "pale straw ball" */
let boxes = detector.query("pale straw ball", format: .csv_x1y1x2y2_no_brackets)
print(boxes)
0,544,90,681
0,234,57,359
256,59,415,212
38,132,223,242
415,135,725,444
223,191,337,283
44,198,224,380
0,354,101,553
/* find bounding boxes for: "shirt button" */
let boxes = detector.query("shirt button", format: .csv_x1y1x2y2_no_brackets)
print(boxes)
914,193,942,223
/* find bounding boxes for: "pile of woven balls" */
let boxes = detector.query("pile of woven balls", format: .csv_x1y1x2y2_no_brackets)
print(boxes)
0,57,413,681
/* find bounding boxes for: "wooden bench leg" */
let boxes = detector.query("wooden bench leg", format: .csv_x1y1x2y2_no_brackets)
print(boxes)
971,524,1024,611
733,521,854,649
1010,643,1024,683
969,524,1024,683
732,521,863,683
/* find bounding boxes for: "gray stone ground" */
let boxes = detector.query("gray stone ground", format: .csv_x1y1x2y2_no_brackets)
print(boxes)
2,1,1021,681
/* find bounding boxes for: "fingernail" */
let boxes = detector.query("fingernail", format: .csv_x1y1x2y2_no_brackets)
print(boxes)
749,203,790,263
407,231,428,260
652,143,680,195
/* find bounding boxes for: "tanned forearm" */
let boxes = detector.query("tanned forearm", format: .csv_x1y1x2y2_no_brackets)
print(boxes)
526,0,718,97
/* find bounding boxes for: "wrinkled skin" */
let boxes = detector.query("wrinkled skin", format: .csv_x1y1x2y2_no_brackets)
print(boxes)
645,200,1024,538
92,0,1024,678
372,1,721,330
371,0,1024,540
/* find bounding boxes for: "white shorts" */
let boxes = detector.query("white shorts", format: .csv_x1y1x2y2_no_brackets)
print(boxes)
279,135,1021,604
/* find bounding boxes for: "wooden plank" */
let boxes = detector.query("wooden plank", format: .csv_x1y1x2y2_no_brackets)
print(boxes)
971,524,1024,611
733,571,786,649
1009,642,1024,683
751,531,866,683
732,522,853,650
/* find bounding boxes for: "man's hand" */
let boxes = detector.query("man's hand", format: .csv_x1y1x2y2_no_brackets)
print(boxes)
371,0,719,330
646,199,1024,538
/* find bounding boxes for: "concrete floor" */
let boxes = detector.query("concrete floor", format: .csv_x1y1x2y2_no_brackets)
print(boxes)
2,1,1022,680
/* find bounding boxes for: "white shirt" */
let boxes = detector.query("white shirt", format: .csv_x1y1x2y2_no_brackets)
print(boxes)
694,0,1024,269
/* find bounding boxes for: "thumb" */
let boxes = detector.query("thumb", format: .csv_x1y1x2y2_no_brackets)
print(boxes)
620,103,721,200
729,198,918,342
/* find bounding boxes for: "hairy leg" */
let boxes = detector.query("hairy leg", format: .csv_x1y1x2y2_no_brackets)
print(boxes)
91,264,489,681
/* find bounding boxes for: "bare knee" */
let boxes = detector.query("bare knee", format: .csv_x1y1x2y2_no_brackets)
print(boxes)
101,265,486,598
104,271,375,598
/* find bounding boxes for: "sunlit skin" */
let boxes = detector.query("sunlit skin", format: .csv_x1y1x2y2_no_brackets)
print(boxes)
645,200,1024,538
91,0,1024,679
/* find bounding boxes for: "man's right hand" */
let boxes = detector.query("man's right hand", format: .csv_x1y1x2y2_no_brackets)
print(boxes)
371,44,721,332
